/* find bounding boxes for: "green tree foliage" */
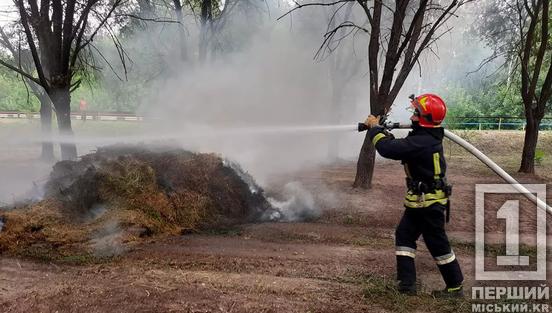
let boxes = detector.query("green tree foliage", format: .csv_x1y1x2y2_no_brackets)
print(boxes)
0,71,142,113
446,81,524,118
0,64,40,111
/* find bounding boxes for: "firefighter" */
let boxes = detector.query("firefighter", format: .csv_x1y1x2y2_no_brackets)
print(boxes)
363,94,464,298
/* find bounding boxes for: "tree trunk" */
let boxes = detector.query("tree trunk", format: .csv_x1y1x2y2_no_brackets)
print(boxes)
198,26,209,64
353,133,376,188
519,116,541,173
172,0,188,62
51,88,77,160
39,93,54,161
198,0,212,64
353,95,387,189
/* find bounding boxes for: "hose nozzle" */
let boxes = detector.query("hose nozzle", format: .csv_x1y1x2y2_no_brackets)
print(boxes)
358,121,403,132
357,123,369,132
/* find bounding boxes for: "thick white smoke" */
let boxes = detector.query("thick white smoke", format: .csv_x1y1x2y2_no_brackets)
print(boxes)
0,1,495,208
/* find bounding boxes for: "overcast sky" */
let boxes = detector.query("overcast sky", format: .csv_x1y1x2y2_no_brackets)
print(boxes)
0,0,16,26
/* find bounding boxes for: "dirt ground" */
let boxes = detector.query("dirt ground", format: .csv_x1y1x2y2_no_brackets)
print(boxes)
1,131,552,312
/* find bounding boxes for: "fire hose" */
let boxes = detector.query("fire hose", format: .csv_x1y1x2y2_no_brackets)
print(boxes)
357,121,552,215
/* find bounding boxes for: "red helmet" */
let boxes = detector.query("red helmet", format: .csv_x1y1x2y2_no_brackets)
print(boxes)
410,93,447,128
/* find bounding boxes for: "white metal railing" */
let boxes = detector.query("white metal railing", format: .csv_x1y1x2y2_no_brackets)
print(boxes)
0,111,143,121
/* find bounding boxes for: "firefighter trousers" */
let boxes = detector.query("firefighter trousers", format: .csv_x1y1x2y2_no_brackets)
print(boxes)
395,203,463,288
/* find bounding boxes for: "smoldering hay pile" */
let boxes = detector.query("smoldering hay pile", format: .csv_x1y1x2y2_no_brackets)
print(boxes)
0,145,304,260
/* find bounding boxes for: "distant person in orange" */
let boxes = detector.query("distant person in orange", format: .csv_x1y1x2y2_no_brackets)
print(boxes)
79,99,88,122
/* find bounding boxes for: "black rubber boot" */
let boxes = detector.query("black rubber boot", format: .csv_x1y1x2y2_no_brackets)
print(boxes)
431,285,464,299
437,260,464,288
398,283,417,295
396,255,416,288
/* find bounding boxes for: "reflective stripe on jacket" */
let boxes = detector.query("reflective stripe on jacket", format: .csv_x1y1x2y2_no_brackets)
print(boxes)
368,125,448,208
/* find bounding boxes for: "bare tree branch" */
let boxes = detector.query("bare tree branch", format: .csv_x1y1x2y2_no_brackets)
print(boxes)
315,21,366,60
15,0,48,90
0,58,41,85
466,50,508,76
78,0,124,51
115,13,180,23
355,0,372,25
528,0,547,103
277,0,355,21
88,43,126,81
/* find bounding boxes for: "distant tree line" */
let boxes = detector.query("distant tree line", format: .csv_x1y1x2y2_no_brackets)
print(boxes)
0,0,550,177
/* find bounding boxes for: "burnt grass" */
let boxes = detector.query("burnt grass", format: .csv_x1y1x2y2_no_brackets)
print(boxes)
0,145,276,262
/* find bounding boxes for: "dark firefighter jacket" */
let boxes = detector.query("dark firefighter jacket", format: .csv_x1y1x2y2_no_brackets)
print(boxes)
368,125,449,209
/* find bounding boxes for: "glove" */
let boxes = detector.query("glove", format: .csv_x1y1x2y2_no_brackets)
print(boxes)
364,115,381,128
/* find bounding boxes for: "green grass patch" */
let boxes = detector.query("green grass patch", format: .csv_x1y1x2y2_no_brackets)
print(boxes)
362,275,472,313
449,239,540,259
202,225,243,237
16,245,115,265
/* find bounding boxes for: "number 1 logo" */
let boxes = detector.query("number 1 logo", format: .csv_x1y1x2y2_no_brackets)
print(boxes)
475,184,547,281
496,200,529,266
